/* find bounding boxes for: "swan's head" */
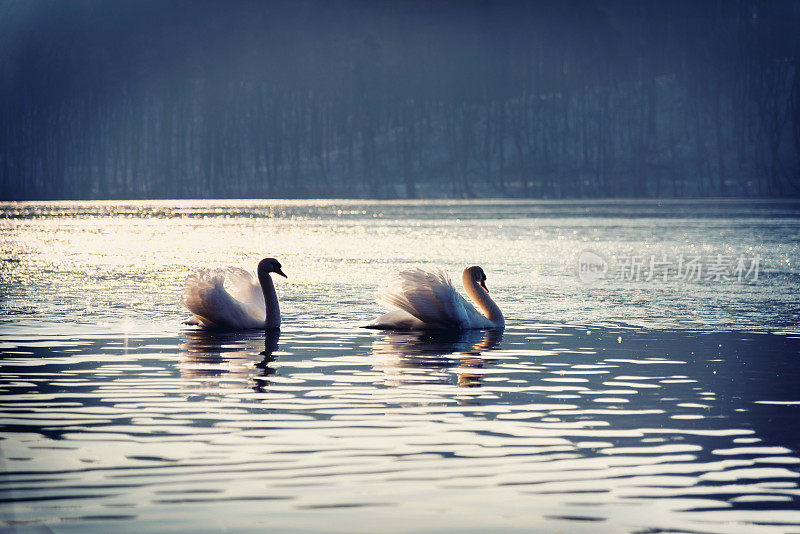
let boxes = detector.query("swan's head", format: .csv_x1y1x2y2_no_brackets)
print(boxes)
258,258,287,278
464,266,488,292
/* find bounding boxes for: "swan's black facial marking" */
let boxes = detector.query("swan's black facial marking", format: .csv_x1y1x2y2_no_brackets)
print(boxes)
258,258,287,278
478,267,488,292
465,265,488,292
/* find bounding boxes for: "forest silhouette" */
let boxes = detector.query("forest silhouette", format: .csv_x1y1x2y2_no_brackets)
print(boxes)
1,0,798,199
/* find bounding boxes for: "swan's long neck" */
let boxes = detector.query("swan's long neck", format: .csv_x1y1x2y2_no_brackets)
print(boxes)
462,270,504,327
257,271,281,328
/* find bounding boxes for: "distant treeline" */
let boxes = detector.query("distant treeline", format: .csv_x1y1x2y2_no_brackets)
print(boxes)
1,0,798,199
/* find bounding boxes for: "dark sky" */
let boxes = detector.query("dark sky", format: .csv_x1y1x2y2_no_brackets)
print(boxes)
2,0,750,96
1,0,797,199
4,1,798,97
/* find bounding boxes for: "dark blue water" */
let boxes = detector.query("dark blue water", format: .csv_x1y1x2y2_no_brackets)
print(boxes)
1,199,799,532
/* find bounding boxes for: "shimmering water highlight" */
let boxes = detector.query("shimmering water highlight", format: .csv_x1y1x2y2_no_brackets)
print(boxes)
1,199,799,532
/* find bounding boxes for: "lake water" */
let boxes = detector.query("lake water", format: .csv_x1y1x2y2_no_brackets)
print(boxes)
1,199,800,533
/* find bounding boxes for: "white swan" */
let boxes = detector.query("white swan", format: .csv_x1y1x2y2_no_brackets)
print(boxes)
368,266,504,330
181,258,286,329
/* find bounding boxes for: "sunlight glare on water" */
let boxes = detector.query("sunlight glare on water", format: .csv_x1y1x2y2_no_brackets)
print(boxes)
1,199,799,334
1,199,799,533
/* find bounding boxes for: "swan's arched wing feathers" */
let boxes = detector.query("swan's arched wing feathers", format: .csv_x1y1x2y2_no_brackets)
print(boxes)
181,268,266,329
378,268,476,329
219,268,262,309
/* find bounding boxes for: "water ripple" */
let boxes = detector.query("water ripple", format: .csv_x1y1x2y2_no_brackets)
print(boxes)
1,325,799,532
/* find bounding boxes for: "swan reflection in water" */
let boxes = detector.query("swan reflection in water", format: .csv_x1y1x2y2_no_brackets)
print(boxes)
178,328,280,392
370,329,503,387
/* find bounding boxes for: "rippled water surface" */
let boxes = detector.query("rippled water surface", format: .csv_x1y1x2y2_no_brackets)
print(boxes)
1,199,799,532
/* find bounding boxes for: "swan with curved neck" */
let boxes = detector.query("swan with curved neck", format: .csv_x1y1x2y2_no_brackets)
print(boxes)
181,257,286,330
256,258,284,328
368,266,504,330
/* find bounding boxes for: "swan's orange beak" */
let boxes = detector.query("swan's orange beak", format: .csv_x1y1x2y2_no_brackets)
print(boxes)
275,267,287,278
479,279,488,292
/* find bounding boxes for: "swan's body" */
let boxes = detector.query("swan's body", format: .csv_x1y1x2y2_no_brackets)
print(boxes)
368,266,504,330
181,258,285,330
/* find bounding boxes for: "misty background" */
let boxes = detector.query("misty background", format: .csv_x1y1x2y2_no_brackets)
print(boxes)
1,0,798,200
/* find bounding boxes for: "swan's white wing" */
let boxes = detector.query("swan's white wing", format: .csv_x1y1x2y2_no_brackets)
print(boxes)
451,290,494,329
377,268,479,329
181,268,265,329
218,267,266,319
368,309,427,330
